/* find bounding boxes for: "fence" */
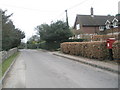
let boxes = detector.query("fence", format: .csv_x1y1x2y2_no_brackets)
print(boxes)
0,48,18,62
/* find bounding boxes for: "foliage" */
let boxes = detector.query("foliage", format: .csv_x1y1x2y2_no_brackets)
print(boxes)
18,42,26,49
35,20,73,42
2,10,25,51
2,52,19,76
27,35,40,49
39,41,60,51
61,41,120,60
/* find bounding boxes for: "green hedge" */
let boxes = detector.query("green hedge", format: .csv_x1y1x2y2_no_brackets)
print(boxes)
39,41,60,51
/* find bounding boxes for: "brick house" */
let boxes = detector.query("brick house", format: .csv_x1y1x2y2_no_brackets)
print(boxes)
103,15,120,35
72,7,114,40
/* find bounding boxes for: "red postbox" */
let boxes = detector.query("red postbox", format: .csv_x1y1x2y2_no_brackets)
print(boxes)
106,38,116,49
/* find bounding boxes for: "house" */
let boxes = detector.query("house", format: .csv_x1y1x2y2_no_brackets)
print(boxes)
72,7,114,39
102,15,120,36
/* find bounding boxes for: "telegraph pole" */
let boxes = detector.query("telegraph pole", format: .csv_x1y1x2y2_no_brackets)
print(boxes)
0,9,2,51
65,10,69,28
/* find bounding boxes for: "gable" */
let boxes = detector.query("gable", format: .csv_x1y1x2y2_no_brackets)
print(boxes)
105,20,110,25
112,18,118,23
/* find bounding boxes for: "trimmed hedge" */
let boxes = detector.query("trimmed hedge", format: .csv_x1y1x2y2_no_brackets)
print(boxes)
61,41,120,60
112,41,120,59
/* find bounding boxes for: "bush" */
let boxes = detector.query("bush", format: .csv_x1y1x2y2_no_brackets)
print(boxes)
39,41,60,51
39,39,85,51
61,41,120,60
27,44,38,49
112,41,120,59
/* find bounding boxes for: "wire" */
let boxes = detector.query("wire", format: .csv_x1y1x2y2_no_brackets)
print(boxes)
55,0,91,21
67,0,90,10
0,4,58,12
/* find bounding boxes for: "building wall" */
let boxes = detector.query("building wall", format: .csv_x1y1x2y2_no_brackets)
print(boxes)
100,27,120,35
73,26,100,35
81,26,100,34
72,26,100,40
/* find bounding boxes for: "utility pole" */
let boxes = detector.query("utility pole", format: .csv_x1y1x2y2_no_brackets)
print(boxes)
0,9,2,51
65,10,69,28
0,9,2,90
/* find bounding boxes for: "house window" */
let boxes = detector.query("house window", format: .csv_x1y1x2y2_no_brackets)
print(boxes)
99,26,104,31
106,24,110,29
113,21,118,28
77,35,80,39
76,24,80,30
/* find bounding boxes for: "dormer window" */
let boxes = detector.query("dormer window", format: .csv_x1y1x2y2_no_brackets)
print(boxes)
113,21,118,28
105,20,110,29
112,18,118,28
106,24,110,29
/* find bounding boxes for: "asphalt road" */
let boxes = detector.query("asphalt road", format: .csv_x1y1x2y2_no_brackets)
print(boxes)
3,49,118,88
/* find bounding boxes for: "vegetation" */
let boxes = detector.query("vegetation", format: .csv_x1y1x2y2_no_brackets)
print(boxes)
18,42,26,49
35,20,73,42
1,52,19,76
39,41,61,51
2,10,25,51
27,20,73,50
27,35,40,49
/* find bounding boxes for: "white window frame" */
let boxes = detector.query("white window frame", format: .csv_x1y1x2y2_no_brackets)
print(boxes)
106,24,110,29
76,24,80,30
77,35,80,39
112,18,118,28
113,22,118,28
99,26,104,31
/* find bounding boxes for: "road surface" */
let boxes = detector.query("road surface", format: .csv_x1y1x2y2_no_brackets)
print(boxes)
3,49,118,88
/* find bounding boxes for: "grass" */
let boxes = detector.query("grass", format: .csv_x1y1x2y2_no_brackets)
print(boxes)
0,52,19,77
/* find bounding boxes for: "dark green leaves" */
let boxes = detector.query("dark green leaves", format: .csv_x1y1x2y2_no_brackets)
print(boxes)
35,20,73,42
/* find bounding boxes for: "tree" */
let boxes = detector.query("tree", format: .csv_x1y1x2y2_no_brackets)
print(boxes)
35,20,73,42
26,35,40,49
2,10,25,51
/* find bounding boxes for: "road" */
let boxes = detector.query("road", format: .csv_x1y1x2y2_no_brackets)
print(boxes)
3,49,118,88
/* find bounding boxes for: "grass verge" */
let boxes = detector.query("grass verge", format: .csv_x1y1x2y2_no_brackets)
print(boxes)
1,52,19,76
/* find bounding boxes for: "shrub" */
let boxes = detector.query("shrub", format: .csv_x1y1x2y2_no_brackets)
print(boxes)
61,41,120,60
112,41,120,59
39,41,60,51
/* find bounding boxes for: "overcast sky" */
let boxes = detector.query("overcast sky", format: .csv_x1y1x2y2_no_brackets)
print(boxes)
0,0,120,42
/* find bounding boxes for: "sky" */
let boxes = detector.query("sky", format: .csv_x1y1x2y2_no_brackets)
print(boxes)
0,0,120,42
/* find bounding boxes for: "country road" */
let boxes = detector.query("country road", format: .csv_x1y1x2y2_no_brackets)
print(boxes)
3,49,118,88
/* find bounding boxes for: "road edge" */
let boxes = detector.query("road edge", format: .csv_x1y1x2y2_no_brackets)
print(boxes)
53,52,119,74
0,52,20,89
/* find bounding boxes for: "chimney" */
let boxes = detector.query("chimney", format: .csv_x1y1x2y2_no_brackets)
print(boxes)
91,7,94,17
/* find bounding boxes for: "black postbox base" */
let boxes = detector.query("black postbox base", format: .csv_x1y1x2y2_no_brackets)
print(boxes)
108,49,113,60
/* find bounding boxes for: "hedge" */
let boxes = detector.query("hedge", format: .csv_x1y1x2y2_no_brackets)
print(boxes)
39,41,60,51
112,41,120,59
61,41,120,60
